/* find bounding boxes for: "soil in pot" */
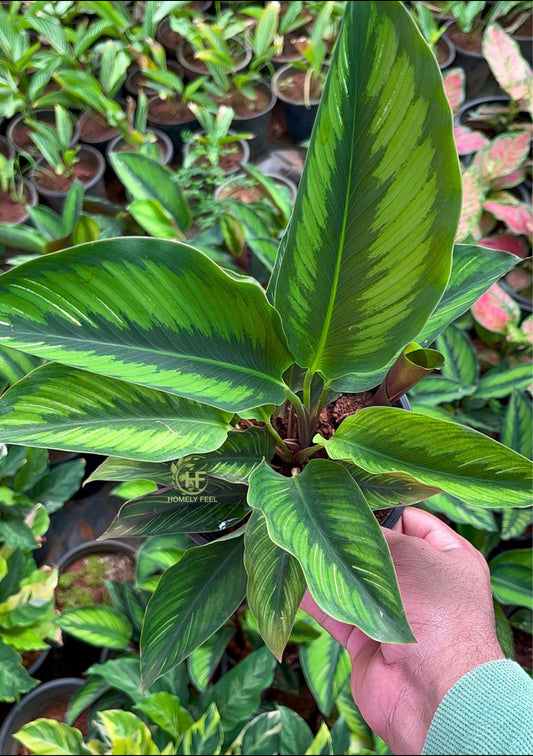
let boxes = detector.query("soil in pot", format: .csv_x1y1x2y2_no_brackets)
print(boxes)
0,181,36,224
78,110,120,146
0,679,88,756
7,110,80,158
55,549,136,612
31,147,102,194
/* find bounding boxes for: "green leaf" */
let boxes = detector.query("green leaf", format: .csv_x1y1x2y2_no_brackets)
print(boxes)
180,426,276,484
0,346,43,391
0,364,231,462
475,362,533,400
87,457,171,486
417,244,521,347
14,720,91,756
500,507,532,540
110,152,192,231
0,238,293,413
423,493,498,531
329,242,518,394
248,459,413,642
0,640,37,702
338,460,441,509
128,199,183,239
26,458,85,514
278,706,314,755
96,710,160,755
102,477,249,538
176,703,223,756
407,375,476,405
0,225,47,253
188,627,235,692
270,1,461,378
134,691,193,740
322,407,533,508
55,605,132,649
61,181,84,236
141,537,247,687
206,646,277,736
436,325,479,385
502,390,533,460
71,215,100,246
244,509,306,661
299,625,351,717
490,549,533,609
239,711,283,756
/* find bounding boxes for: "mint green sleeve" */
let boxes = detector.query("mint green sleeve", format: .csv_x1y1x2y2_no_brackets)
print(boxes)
422,659,533,755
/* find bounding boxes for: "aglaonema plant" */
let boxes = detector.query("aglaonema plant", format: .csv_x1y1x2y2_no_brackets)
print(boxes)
0,2,531,690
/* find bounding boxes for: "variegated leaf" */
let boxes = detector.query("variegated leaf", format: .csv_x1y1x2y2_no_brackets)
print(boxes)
483,23,533,113
471,282,521,334
270,1,461,378
0,238,293,413
244,509,306,661
248,459,413,642
322,407,533,508
0,364,232,462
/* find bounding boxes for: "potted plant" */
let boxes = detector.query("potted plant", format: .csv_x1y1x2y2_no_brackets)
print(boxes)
0,153,37,227
271,3,333,142
410,0,456,70
25,105,106,213
0,0,530,696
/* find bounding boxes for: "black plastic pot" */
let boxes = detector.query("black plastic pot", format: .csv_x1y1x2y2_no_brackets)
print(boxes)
271,63,326,144
0,678,85,755
442,21,501,100
106,127,174,168
214,170,298,204
231,81,278,160
6,108,81,160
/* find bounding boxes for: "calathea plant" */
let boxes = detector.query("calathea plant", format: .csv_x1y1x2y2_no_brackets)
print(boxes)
0,2,531,690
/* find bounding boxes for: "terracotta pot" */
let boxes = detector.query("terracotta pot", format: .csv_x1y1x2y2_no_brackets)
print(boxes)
106,127,174,167
29,144,107,213
6,108,81,159
0,678,86,755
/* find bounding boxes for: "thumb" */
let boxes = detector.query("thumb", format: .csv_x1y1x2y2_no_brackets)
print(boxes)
391,506,474,552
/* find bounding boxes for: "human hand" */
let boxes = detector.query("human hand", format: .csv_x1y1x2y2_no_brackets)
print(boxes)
300,507,505,755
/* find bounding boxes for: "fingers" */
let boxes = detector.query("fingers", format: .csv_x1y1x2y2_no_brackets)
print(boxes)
300,589,369,653
389,506,473,552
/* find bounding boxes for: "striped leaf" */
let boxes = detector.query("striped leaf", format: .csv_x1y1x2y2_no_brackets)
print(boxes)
501,507,532,541
87,457,172,485
270,1,461,378
502,390,533,459
103,478,249,538
0,238,293,413
244,509,306,660
0,346,43,391
475,362,533,400
437,325,479,385
55,605,133,649
176,703,223,756
141,537,247,687
109,151,192,231
0,364,231,462
337,461,441,509
423,493,498,531
332,243,518,393
323,407,533,508
248,459,413,643
188,628,235,692
299,627,351,717
490,549,533,609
